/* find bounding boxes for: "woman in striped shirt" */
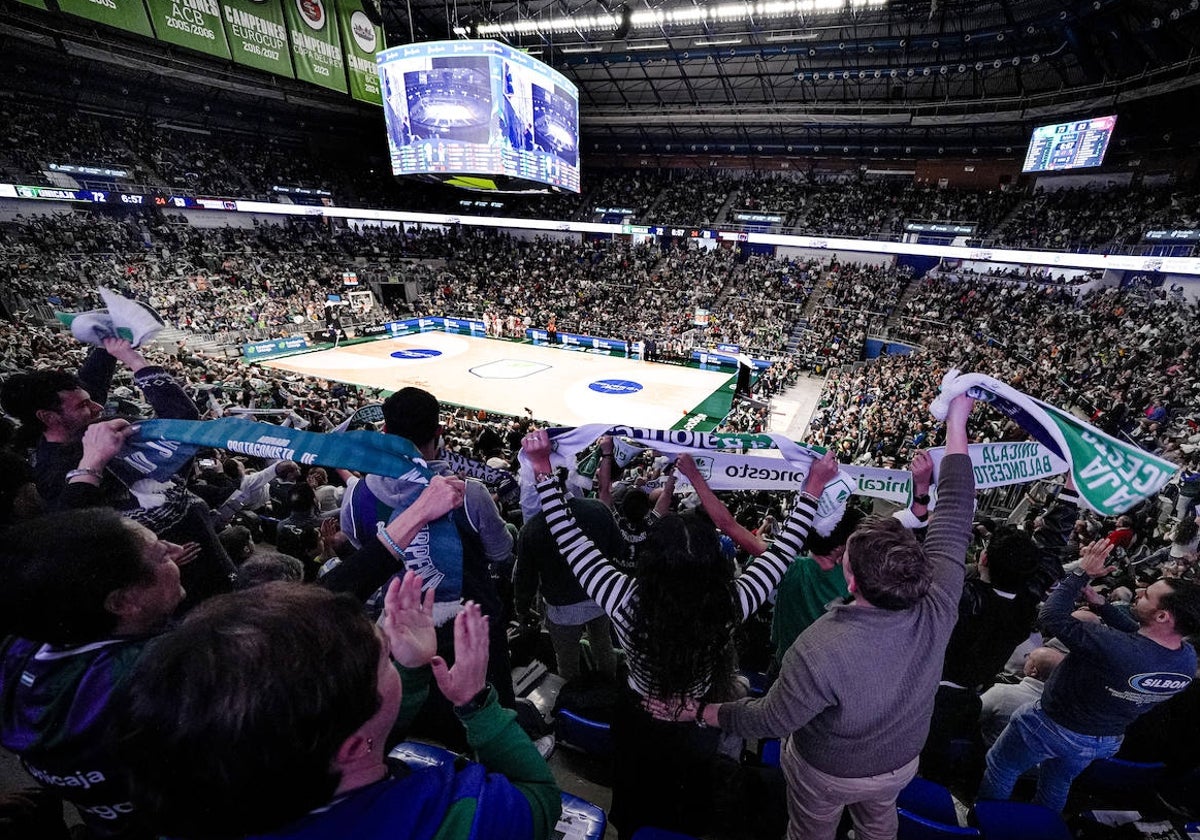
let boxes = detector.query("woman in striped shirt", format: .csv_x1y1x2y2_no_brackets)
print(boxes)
522,430,838,838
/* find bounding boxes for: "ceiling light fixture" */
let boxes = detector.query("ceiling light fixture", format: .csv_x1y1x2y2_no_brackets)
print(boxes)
474,0,886,37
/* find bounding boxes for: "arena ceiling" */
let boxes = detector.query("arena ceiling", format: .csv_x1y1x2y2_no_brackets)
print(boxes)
380,0,1200,155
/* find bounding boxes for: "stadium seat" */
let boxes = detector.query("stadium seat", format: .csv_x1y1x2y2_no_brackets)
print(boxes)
897,808,980,840
738,668,768,697
897,777,959,826
554,708,614,757
1072,757,1167,808
759,738,782,767
974,799,1072,840
558,792,607,840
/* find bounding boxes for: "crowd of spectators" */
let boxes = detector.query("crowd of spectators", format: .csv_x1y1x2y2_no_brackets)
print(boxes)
811,276,1200,474
2,178,1200,839
8,91,1200,254
991,184,1200,251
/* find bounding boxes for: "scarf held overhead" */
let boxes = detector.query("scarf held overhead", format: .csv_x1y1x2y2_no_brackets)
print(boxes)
931,370,1177,515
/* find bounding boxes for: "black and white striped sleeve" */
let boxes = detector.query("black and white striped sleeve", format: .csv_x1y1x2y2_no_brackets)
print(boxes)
537,478,635,619
734,492,819,620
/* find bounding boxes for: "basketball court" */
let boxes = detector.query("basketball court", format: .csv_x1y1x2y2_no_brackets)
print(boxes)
261,332,747,430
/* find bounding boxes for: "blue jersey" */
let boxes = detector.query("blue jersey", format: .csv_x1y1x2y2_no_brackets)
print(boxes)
1,636,148,837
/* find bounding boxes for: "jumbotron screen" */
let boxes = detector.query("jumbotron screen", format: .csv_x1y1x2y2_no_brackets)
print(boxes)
377,40,580,193
1021,115,1117,173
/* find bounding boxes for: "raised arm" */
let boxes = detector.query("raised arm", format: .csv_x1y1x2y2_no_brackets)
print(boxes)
1040,539,1119,652
732,450,838,620
382,574,561,839
523,431,635,618
596,437,615,509
923,395,977,609
104,338,201,422
675,454,768,557
320,476,466,601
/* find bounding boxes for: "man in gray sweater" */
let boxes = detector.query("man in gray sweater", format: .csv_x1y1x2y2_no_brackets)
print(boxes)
656,394,976,840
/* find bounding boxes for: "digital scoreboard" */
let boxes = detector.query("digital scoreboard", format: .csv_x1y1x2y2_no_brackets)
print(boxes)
1022,115,1117,173
376,40,580,193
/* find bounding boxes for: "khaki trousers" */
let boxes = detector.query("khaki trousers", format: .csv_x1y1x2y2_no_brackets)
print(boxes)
781,735,919,840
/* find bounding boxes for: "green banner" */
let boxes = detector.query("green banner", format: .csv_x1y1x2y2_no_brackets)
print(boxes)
219,0,294,78
57,0,154,36
335,0,382,104
146,0,231,58
938,372,1178,516
1053,412,1177,516
281,0,347,93
14,0,50,10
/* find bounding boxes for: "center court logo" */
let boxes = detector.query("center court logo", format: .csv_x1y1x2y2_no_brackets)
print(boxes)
589,379,643,395
389,349,441,360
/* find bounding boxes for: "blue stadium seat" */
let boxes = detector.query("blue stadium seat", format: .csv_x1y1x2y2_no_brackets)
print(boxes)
974,799,1072,840
555,708,614,757
897,808,980,840
558,793,607,840
1073,757,1167,807
897,777,959,826
738,669,768,697
759,738,782,767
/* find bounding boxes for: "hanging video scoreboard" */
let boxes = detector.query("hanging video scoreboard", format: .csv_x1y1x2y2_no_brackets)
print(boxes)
377,40,580,193
1022,115,1117,173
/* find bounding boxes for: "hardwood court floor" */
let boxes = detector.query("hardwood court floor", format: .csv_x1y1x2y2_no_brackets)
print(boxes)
261,332,737,429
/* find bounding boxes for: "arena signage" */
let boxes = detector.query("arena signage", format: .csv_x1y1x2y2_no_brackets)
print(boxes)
1143,229,1200,242
733,212,785,224
904,221,977,235
242,336,311,358
48,163,130,178
442,317,486,334
692,350,772,370
525,329,627,353
7,182,1200,277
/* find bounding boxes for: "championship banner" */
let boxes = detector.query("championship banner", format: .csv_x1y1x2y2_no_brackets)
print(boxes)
335,0,382,105
56,0,154,36
145,0,232,59
281,0,348,93
219,0,294,78
933,371,1177,515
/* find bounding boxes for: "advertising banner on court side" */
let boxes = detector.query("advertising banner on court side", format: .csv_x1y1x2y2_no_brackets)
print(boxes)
13,0,49,10
146,0,232,59
57,0,154,36
281,0,348,93
335,0,383,104
219,0,294,77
